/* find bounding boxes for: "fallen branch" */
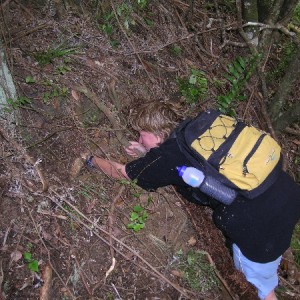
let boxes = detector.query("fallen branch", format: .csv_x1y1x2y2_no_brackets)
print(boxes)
74,256,92,296
106,185,125,279
204,251,236,300
40,264,53,300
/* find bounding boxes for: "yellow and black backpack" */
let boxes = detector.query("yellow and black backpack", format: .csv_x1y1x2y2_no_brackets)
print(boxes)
175,109,282,199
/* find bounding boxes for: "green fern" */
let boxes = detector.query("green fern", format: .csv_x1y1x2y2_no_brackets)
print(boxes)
178,69,208,104
217,54,260,114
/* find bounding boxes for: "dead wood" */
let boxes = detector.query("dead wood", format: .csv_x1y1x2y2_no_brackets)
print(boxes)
39,264,53,300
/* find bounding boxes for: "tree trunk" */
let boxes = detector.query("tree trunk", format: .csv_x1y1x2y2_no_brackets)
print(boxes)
272,102,300,132
269,46,300,123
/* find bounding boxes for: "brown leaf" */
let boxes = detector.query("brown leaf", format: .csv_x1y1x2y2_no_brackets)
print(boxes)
171,269,184,278
71,90,80,101
10,250,22,262
188,236,197,246
292,139,300,145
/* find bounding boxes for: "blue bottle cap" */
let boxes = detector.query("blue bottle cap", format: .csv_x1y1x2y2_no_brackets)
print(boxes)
176,166,186,177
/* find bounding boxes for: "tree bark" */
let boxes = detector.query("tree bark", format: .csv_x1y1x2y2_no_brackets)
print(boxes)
272,102,300,132
269,46,300,122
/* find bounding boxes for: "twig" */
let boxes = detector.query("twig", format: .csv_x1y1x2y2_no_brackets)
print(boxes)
204,251,236,299
13,0,34,18
26,127,73,150
279,275,300,295
39,264,53,300
6,23,49,44
0,259,4,299
2,220,14,247
243,22,296,37
256,92,278,139
284,127,300,137
107,185,125,279
37,209,68,220
74,256,93,296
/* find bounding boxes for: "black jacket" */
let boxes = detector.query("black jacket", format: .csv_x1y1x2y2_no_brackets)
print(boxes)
126,138,300,263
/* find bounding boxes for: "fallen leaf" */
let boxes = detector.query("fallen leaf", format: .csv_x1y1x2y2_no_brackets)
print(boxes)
188,236,197,246
71,90,80,101
10,250,22,262
171,269,184,277
292,139,300,145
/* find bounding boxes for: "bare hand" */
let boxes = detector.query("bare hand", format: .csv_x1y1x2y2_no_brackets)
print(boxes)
125,141,147,158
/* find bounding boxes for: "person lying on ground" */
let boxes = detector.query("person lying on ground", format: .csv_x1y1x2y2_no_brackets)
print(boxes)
84,101,300,300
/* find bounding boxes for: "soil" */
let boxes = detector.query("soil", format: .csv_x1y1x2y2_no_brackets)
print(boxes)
0,1,299,300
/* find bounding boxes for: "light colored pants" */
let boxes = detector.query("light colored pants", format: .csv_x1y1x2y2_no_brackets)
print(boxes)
232,244,282,299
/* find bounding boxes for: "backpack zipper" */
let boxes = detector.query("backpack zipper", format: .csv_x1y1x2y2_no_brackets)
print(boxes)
242,133,266,176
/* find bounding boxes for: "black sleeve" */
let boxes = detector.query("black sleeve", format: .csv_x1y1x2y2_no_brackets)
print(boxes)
125,139,189,191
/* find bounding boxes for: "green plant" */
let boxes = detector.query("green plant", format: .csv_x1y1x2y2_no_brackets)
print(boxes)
171,45,182,56
292,2,300,26
177,69,208,104
217,54,260,114
2,96,31,112
175,250,219,292
23,251,39,273
54,61,72,75
33,44,77,66
116,3,136,30
268,42,296,81
25,76,35,84
137,0,148,10
43,86,68,104
101,11,114,35
127,204,149,232
77,183,105,199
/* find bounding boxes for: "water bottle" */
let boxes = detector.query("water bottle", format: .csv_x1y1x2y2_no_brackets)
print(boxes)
177,166,236,205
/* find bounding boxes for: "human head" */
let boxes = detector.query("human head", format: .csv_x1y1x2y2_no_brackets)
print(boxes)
129,101,184,141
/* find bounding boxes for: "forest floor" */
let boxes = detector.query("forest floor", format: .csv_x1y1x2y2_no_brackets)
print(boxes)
0,1,300,299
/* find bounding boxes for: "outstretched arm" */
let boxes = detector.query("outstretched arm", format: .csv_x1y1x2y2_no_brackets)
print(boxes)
90,156,129,180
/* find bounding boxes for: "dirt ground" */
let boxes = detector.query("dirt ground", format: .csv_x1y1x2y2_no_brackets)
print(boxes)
0,1,300,299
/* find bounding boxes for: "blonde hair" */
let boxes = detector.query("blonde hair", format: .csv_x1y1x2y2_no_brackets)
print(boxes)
129,101,184,140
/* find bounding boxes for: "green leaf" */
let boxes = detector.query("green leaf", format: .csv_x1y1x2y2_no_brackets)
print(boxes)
130,212,139,221
133,205,143,212
187,252,195,265
25,76,35,84
124,19,129,30
127,223,135,229
237,56,246,69
133,223,144,232
23,252,32,262
223,74,236,83
28,260,39,272
237,95,246,101
228,65,239,79
233,60,243,73
189,74,197,85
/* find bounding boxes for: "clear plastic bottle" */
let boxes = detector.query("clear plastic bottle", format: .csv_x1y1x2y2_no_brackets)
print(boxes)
177,166,236,205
